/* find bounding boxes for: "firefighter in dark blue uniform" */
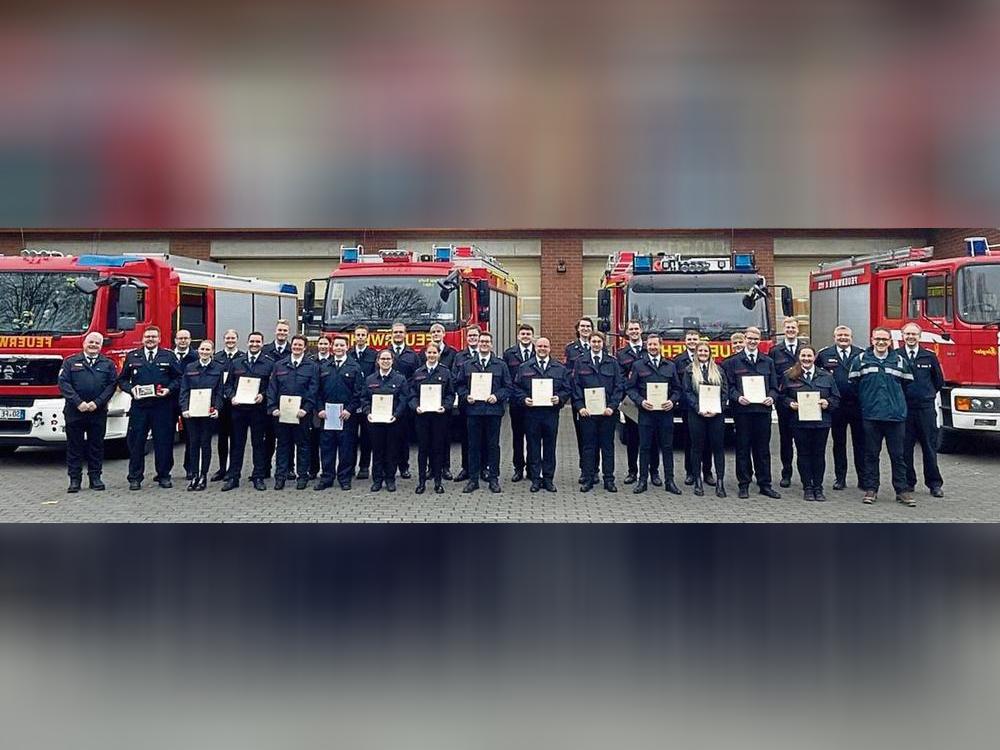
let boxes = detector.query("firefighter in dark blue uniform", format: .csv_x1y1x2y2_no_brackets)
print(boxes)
781,346,840,501
58,332,119,492
564,317,595,483
673,329,714,487
723,326,781,499
266,334,319,490
770,317,804,487
626,333,682,494
681,342,729,498
211,329,245,482
616,320,658,484
171,329,198,480
502,323,536,482
456,331,511,493
419,323,458,480
573,332,624,492
118,326,183,490
387,322,421,479
260,319,292,477
514,337,570,492
817,326,865,490
315,335,363,491
179,339,226,491
452,326,482,482
348,325,378,480
900,323,945,497
307,335,334,479
222,331,274,491
409,340,454,494
361,348,410,492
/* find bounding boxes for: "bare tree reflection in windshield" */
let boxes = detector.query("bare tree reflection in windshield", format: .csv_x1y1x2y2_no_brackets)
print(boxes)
344,285,434,323
0,273,96,334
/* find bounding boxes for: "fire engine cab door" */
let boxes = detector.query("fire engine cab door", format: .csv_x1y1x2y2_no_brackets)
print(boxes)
303,278,327,332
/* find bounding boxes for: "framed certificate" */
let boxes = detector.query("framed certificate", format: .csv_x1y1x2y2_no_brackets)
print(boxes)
188,388,212,418
646,382,668,409
419,384,442,412
134,384,156,400
371,393,394,423
470,372,493,401
741,375,767,403
279,395,302,424
797,390,822,421
531,377,553,406
233,376,261,405
324,402,343,430
698,384,722,414
584,386,606,413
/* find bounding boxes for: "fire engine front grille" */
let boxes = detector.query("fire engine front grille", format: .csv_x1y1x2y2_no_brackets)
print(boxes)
0,357,62,387
0,420,31,434
0,397,35,407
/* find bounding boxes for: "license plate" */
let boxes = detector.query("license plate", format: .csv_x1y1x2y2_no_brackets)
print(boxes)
974,418,997,427
0,408,25,420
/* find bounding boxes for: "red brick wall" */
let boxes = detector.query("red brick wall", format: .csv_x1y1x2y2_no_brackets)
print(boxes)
540,236,583,348
0,237,22,256
169,236,211,260
931,228,1000,258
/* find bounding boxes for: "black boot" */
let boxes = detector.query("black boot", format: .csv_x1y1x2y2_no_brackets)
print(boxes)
415,480,426,495
187,476,199,491
195,474,208,491
693,477,704,496
715,482,727,498
67,477,82,494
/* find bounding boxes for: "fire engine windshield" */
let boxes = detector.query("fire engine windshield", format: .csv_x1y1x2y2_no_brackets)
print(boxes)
0,272,97,335
325,276,457,327
628,288,768,338
957,264,1000,324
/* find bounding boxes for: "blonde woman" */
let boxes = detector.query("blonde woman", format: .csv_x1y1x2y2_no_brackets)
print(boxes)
681,343,729,497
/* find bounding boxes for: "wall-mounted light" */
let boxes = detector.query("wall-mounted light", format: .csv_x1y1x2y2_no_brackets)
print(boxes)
556,259,567,273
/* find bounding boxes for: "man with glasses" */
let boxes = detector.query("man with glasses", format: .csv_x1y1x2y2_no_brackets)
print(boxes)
817,326,865,490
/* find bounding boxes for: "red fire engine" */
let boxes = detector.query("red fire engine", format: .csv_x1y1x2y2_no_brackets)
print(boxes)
809,239,1000,451
0,250,298,455
596,251,793,357
303,244,520,352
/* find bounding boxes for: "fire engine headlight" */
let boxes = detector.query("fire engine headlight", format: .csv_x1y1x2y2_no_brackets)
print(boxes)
971,398,983,410
955,397,972,411
985,399,996,411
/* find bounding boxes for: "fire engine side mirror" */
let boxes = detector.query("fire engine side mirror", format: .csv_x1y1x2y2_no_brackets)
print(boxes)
476,280,491,323
75,277,99,295
116,285,138,331
910,274,928,301
303,280,316,312
780,286,793,318
597,318,610,333
597,289,611,319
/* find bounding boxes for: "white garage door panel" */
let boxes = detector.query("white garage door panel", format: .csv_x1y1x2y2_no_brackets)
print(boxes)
774,257,822,303
254,294,279,333
501,257,540,326
583,257,608,317
214,290,253,341
220,259,338,299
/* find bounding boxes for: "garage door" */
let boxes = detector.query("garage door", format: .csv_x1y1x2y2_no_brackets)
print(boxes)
773,257,823,306
500,256,541,328
220,259,338,299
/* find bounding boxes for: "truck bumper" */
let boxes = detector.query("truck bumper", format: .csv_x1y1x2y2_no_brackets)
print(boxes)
942,387,1000,432
0,393,131,447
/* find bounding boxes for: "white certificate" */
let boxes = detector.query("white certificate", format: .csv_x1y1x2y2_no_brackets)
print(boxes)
324,402,343,431
647,381,669,409
619,398,639,423
741,375,767,403
279,395,302,424
470,372,493,401
134,383,156,400
371,393,394,423
232,376,261,405
419,384,442,412
584,386,607,413
698,384,722,414
188,388,212,417
531,377,553,406
797,390,822,422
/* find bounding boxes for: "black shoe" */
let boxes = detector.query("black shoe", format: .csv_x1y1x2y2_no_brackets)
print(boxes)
715,483,727,498
779,477,791,488
543,480,557,493
441,469,453,481
832,479,846,490
489,479,501,493
814,489,827,502
274,478,285,490
370,481,383,493
455,469,469,482
195,475,208,491
157,478,173,489
314,479,333,491
760,486,782,499
185,473,194,481
604,480,618,493
296,478,308,490
633,480,648,494
340,482,352,491
738,485,749,499
530,481,542,492
385,480,397,492
650,474,663,487
253,479,267,491
221,479,239,492
89,476,105,491
930,486,944,498
67,478,81,494
580,481,594,493
803,488,815,501
434,481,444,494
356,468,370,480
187,478,198,492
664,480,682,495
129,481,142,491
683,474,695,486
463,481,479,493
415,482,426,495
210,469,226,482
511,469,524,483
481,470,489,482
703,473,716,487
399,470,412,480
623,473,637,485
693,478,704,497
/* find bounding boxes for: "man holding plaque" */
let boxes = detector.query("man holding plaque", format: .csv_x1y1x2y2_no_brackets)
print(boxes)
409,341,454,494
456,331,511,494
573,332,624,493
780,346,840,501
502,323,536,483
223,332,274,491
723,326,781,499
266,334,319,490
626,333,682,495
119,325,184,491
315,336,363,492
514,337,570,493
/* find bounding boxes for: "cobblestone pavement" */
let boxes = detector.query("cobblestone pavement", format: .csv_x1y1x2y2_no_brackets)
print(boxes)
2,413,998,522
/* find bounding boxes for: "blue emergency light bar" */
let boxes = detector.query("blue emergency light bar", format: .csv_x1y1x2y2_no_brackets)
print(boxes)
632,255,653,274
733,253,755,271
434,245,452,262
965,237,990,256
75,255,142,267
340,245,361,263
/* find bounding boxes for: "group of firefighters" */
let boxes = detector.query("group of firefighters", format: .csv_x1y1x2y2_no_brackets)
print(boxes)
55,314,945,506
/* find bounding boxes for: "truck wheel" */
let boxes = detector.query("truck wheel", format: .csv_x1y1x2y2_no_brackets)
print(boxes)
936,427,963,454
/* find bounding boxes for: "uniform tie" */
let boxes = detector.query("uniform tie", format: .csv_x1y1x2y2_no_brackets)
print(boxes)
804,369,812,384
87,356,96,368
593,355,601,366
701,364,708,381
840,348,848,363
147,350,154,364
480,358,488,369
249,356,256,367
748,353,756,365
651,357,659,369
539,359,547,372
522,347,530,361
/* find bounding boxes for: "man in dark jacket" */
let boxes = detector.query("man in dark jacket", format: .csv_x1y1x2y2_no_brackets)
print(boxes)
211,328,245,482
769,316,804,487
419,322,458,480
452,325,482,482
626,333,682,495
261,319,292,476
266,334,319,490
223,331,274,491
455,331,510,493
817,325,865,490
848,327,914,506
502,323,536,482
58,332,119,492
315,335,363,491
574,332,625,493
900,323,946,497
616,320,655,484
387,321,421,478
348,324,378,480
172,329,198,480
513,337,570,492
564,317,595,483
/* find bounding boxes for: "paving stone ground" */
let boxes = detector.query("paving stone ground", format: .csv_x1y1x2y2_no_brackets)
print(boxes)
2,413,998,522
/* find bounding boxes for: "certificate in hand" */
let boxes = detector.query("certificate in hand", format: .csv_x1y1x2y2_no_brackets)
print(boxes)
797,390,822,422
134,384,156,400
584,386,606,414
646,382,668,409
419,384,442,412
741,375,767,403
324,403,343,431
531,377,553,406
371,393,394,423
232,376,261,405
470,372,493,401
698,384,722,414
188,388,213,418
279,395,302,424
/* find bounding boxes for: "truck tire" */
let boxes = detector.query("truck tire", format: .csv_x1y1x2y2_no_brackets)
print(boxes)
936,427,963,454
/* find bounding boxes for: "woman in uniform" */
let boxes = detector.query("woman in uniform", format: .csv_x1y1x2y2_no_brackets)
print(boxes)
781,346,840,501
362,349,409,493
682,342,729,497
179,339,225,491
409,341,454,495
